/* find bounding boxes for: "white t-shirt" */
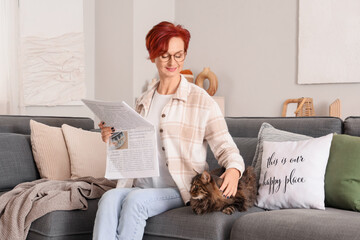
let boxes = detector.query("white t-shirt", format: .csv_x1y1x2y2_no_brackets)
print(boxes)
134,90,177,188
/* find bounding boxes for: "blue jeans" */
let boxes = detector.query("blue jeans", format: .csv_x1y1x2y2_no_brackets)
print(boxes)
92,187,184,240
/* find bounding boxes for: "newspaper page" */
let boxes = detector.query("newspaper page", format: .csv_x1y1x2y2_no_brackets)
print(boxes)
82,99,159,179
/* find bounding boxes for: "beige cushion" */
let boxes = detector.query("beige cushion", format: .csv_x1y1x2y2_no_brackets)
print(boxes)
30,120,71,180
61,124,106,179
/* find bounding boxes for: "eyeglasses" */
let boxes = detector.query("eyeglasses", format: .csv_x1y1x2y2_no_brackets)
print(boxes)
159,52,186,62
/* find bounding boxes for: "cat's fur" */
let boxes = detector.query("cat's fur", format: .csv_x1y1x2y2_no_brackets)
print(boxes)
189,166,257,215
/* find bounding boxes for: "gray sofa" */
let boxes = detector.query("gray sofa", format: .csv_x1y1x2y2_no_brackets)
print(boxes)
1,115,359,240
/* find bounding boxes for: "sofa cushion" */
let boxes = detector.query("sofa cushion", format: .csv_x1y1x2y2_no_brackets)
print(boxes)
61,124,106,179
0,133,39,191
325,134,360,211
27,199,99,240
144,206,264,240
344,116,360,136
30,120,71,180
230,208,360,240
256,134,333,210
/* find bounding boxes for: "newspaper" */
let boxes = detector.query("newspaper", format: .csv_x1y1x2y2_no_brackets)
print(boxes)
82,99,159,179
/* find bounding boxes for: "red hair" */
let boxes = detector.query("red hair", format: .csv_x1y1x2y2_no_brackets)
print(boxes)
146,21,191,60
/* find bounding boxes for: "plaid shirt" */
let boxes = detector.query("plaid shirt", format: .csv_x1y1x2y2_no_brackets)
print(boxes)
118,75,245,203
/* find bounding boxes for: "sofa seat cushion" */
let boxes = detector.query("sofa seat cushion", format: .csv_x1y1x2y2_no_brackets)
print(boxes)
144,206,264,240
230,208,360,240
27,199,99,240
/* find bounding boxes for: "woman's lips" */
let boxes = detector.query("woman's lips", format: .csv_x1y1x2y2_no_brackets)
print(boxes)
166,67,177,72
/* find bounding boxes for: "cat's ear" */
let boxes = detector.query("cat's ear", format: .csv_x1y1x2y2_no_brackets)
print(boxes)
201,171,211,183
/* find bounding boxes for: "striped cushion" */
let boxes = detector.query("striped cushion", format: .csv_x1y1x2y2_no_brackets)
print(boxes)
30,120,71,180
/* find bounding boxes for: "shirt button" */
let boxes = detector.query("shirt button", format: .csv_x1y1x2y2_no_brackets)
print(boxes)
159,128,163,133
162,114,166,118
162,147,165,151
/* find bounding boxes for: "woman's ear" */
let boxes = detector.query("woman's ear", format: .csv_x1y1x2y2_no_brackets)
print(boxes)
151,58,155,63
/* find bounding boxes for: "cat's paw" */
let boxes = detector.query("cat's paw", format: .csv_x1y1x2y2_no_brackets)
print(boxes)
222,206,236,215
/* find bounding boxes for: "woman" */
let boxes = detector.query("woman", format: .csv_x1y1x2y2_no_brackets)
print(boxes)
93,21,245,240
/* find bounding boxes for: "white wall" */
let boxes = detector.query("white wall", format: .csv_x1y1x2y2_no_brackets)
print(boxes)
175,0,360,118
95,0,133,108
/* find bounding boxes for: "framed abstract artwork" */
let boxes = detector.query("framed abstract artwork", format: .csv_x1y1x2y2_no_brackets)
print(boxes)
19,0,86,106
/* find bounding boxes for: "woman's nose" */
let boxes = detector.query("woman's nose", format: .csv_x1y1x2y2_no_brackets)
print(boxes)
168,56,176,65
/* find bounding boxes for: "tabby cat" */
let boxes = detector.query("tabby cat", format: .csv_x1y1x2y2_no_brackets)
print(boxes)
189,166,257,215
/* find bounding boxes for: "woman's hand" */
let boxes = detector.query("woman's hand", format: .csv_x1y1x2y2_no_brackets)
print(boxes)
219,168,241,198
98,121,114,143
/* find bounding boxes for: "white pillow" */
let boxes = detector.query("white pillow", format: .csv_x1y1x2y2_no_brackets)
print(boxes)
256,133,333,210
61,124,106,179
